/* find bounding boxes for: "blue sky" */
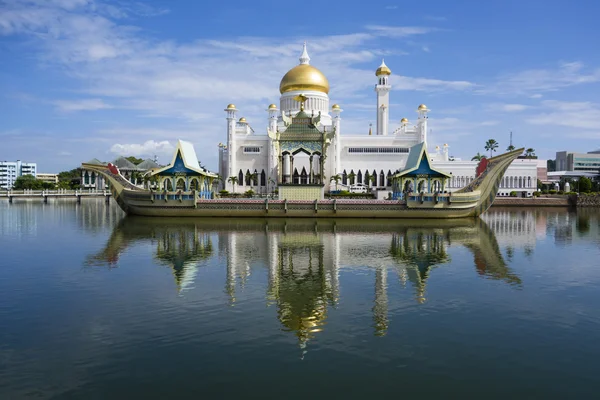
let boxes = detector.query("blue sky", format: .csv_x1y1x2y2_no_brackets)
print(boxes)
1,0,600,172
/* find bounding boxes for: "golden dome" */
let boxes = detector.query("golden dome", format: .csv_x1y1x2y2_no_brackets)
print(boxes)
400,117,408,123
268,104,277,109
332,104,340,109
279,64,330,94
226,104,236,109
418,104,428,111
375,59,392,76
239,117,247,123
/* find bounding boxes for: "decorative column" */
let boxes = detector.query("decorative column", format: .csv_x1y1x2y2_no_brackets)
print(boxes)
309,155,314,184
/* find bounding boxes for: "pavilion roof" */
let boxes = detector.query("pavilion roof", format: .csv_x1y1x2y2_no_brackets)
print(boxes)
150,140,217,178
112,156,137,170
136,159,160,170
393,142,451,179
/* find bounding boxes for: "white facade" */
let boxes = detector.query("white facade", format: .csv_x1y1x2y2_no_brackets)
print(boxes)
218,44,537,196
0,160,37,189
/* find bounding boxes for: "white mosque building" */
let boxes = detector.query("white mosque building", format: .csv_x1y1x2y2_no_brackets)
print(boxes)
218,44,537,198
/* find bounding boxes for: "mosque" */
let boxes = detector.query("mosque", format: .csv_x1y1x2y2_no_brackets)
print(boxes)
218,43,538,199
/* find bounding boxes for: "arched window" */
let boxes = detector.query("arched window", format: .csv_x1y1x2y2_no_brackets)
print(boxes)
293,168,300,184
528,176,531,188
380,170,385,187
84,171,89,184
245,169,251,186
342,170,347,185
357,170,362,184
238,170,244,186
349,169,355,185
387,171,392,187
261,170,266,186
91,172,96,185
300,167,308,184
365,171,371,186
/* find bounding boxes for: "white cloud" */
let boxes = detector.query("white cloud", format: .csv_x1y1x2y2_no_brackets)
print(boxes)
365,25,437,38
487,103,530,112
526,100,600,133
395,76,476,91
484,62,600,95
110,140,175,157
422,46,430,52
54,98,113,112
530,94,543,99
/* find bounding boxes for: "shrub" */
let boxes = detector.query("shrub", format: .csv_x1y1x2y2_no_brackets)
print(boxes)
533,191,541,197
548,190,557,194
219,189,229,195
564,191,577,195
510,191,517,197
244,189,255,198
557,190,564,195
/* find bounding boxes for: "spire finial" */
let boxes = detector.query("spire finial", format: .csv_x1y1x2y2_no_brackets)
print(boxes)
299,42,310,65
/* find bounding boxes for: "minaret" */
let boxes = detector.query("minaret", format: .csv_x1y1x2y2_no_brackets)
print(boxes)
331,104,342,175
417,104,429,144
299,41,310,65
267,104,278,185
224,104,238,191
375,59,391,136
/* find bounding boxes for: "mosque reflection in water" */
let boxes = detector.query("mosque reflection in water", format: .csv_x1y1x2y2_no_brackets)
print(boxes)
89,216,523,345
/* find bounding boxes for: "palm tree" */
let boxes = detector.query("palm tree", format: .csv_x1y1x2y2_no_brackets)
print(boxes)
484,139,499,158
507,145,515,151
348,172,356,186
267,177,276,194
245,171,258,193
471,152,484,161
330,174,341,190
227,176,238,193
525,148,536,158
369,174,377,188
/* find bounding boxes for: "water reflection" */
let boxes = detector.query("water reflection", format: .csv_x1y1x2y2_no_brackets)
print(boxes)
88,217,524,343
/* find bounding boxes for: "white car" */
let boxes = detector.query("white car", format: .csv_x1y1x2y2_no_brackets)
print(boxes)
349,184,368,193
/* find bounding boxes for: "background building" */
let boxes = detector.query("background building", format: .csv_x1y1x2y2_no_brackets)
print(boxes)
556,150,600,172
0,160,37,189
36,173,59,185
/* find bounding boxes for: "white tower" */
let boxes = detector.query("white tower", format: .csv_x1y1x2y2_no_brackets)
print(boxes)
331,104,342,175
267,103,279,185
417,104,429,144
224,103,238,191
375,59,391,136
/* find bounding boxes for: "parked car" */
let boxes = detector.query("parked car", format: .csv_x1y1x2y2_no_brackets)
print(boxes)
349,184,368,193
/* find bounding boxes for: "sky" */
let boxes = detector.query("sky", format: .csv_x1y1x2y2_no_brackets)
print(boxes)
1,0,600,173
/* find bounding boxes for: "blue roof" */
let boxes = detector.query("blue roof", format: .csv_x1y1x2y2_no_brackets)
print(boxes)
393,142,451,178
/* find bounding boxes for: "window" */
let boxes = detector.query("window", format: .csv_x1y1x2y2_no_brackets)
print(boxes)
348,147,409,154
243,147,260,154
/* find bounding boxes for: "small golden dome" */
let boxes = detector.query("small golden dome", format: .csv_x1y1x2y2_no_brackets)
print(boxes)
418,104,428,111
239,117,247,123
332,104,340,109
376,59,392,76
268,104,277,110
226,103,236,109
400,117,408,123
279,64,330,94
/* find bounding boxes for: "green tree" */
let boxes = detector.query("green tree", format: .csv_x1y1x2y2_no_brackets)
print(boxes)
471,152,484,161
348,172,356,185
330,174,341,190
13,175,42,190
484,139,499,158
524,148,536,158
57,168,82,189
228,176,238,193
125,156,144,165
579,177,592,193
369,174,377,188
268,177,276,194
507,145,515,151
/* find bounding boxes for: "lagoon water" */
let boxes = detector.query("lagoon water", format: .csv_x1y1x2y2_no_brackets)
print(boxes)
1,199,599,399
